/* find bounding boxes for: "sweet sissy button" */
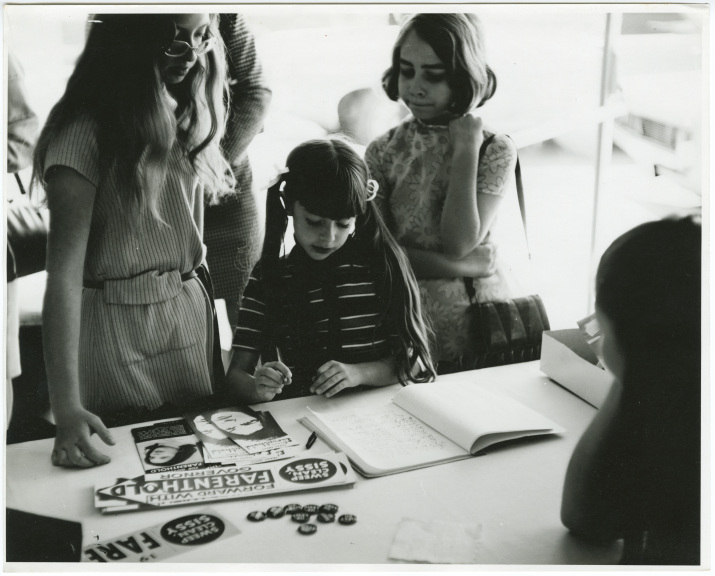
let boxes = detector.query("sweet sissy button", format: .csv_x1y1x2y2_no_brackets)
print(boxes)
298,523,317,535
266,506,285,519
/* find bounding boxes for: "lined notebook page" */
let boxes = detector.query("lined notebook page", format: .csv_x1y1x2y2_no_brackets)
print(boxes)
306,404,468,474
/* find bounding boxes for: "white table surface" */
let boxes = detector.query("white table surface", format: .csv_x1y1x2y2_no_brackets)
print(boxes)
5,361,622,566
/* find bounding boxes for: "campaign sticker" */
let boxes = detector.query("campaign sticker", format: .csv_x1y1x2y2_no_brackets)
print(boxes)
160,513,226,546
82,509,239,562
278,457,337,484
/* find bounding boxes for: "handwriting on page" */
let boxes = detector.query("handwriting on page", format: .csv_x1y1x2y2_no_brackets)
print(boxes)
320,404,450,460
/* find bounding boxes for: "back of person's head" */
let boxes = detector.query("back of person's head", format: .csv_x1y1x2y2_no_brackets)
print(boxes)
32,13,230,219
262,137,436,384
596,215,701,391
382,13,496,115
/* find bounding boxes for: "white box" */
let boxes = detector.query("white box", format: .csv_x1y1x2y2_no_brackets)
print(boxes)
540,329,613,408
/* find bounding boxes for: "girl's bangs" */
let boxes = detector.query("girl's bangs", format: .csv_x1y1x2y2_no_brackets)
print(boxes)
293,171,364,221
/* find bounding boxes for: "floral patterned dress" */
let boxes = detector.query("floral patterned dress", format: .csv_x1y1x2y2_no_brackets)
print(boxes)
365,116,526,365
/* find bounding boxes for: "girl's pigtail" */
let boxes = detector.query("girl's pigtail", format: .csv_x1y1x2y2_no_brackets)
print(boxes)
360,201,437,384
261,175,289,287
259,174,289,359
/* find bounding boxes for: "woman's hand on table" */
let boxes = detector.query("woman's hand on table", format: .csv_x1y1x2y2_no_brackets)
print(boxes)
253,361,292,402
51,406,115,468
311,361,362,397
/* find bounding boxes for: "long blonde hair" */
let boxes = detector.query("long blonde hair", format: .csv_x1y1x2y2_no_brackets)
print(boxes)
32,13,233,222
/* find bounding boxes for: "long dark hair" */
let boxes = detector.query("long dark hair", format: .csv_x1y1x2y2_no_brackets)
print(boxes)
262,138,436,384
382,13,497,115
32,13,232,222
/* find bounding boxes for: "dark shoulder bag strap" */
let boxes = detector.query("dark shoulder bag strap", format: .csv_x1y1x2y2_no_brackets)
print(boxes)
196,264,228,395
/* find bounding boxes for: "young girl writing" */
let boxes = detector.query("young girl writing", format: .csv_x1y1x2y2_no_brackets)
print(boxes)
32,13,232,468
365,13,520,372
561,216,701,565
227,138,436,403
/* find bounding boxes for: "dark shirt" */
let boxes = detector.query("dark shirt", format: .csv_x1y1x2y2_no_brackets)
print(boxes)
619,369,701,565
233,240,397,399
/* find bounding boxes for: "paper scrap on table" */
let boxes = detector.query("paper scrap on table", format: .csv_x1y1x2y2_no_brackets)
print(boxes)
389,517,483,564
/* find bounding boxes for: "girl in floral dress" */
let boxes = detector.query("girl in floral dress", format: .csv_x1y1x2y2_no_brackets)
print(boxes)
365,13,521,372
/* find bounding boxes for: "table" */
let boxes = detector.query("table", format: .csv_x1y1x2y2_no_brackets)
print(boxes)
5,361,622,565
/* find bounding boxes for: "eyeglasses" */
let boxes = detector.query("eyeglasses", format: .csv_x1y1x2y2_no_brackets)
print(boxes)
164,36,216,57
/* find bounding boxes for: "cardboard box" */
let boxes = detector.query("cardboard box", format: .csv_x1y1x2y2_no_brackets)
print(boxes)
540,329,613,408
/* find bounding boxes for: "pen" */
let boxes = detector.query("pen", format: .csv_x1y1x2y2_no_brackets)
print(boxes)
275,347,288,384
305,431,317,450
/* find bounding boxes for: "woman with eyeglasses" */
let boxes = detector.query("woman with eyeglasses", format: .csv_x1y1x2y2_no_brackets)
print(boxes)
31,14,233,468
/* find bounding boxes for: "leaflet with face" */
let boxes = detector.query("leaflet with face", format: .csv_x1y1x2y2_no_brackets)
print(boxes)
131,419,205,475
184,410,300,465
187,406,300,456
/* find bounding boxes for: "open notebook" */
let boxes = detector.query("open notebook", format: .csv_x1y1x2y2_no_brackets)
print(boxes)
300,381,564,477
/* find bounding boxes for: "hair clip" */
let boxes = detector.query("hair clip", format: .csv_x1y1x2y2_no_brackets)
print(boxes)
266,167,290,191
366,179,379,201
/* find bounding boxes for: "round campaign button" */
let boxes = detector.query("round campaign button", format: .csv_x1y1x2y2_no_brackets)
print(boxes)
247,511,266,522
319,503,339,514
338,514,357,525
291,512,311,523
317,512,335,523
283,503,302,514
160,513,226,546
301,504,320,514
297,523,318,535
266,506,285,519
278,458,338,484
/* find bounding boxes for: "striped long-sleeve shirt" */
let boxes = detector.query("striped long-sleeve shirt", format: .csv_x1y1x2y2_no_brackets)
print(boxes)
233,242,398,399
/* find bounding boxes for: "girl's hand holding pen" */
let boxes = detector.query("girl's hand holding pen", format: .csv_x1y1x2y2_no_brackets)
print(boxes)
253,361,292,402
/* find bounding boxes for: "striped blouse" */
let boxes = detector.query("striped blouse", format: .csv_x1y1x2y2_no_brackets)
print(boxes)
233,241,397,399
